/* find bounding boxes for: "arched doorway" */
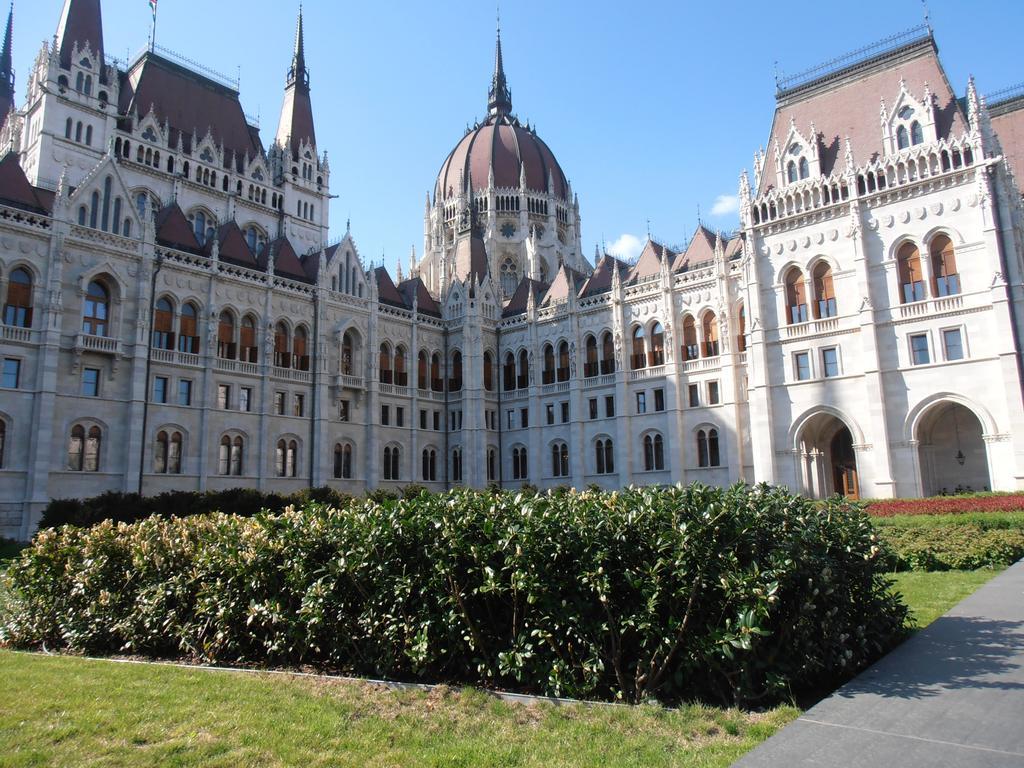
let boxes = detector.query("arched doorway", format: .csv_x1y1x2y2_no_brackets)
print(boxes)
916,402,990,496
796,412,860,499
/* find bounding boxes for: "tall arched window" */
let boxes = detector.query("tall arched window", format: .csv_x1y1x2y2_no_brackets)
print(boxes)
68,425,85,471
154,431,169,474
785,268,808,324
798,157,809,179
217,311,236,359
231,437,243,475
83,280,109,336
897,125,909,150
152,297,174,350
551,442,569,478
702,313,719,357
503,352,516,391
0,420,5,469
378,343,392,384
682,315,698,361
240,315,257,362
708,429,720,467
542,343,555,385
910,121,924,146
341,331,355,375
557,341,570,381
517,350,529,389
334,443,353,479
483,351,494,391
293,327,309,371
383,446,400,480
3,268,33,328
697,429,721,468
66,424,102,471
421,448,437,481
84,426,101,472
178,302,199,354
275,323,291,369
812,263,837,318
418,350,428,390
643,434,664,471
787,160,798,183
449,351,463,392
631,326,646,370
930,234,960,297
500,258,518,296
452,448,462,483
649,323,665,366
393,346,407,386
737,303,747,353
584,336,598,378
601,331,615,374
192,211,208,245
432,353,443,391
168,432,182,474
512,447,528,480
897,242,925,303
595,438,614,475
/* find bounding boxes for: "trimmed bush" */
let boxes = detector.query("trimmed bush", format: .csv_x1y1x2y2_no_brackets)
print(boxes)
865,493,1024,518
878,524,1024,571
1,484,907,706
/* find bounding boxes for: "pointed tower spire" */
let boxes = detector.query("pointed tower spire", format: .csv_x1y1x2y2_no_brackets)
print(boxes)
55,0,104,73
276,5,316,152
487,17,512,118
0,4,13,123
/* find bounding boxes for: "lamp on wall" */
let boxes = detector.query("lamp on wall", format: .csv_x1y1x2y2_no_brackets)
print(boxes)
954,409,966,466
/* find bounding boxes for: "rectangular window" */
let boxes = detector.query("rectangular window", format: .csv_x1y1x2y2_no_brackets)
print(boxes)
82,367,100,397
910,334,930,366
381,404,390,426
589,398,598,420
688,384,699,408
433,411,440,431
605,395,615,418
339,400,350,422
654,388,665,412
546,403,554,425
520,408,529,428
943,328,964,361
560,401,569,424
152,375,167,403
293,394,305,417
794,352,811,381
421,409,428,430
506,409,514,430
2,358,20,389
275,392,286,415
822,348,840,378
217,384,231,410
178,379,192,406
636,391,647,414
708,381,720,405
240,387,252,412
396,406,404,427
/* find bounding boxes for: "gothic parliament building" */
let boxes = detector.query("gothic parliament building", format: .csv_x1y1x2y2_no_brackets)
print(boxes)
1,0,1024,537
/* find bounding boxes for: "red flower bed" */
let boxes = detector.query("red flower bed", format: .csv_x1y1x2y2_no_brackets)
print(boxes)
865,494,1024,518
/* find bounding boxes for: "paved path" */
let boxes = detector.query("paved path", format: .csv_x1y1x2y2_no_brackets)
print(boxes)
735,560,1024,768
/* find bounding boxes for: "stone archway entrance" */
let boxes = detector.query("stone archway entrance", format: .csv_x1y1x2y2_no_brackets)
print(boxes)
917,402,991,496
796,413,860,499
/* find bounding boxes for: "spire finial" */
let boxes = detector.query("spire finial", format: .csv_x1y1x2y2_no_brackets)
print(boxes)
487,13,512,118
0,2,12,101
287,4,308,90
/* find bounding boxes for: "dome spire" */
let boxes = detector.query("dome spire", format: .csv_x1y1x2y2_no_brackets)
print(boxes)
487,12,512,118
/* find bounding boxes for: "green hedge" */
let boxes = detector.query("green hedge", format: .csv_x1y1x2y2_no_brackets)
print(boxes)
1,484,907,706
878,524,1024,571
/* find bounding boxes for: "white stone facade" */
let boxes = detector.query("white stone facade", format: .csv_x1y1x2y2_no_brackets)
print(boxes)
1,7,1023,539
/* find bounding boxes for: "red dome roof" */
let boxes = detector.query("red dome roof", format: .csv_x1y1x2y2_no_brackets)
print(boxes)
436,114,569,202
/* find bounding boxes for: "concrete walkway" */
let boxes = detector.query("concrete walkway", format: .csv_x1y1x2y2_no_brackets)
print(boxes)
735,560,1024,768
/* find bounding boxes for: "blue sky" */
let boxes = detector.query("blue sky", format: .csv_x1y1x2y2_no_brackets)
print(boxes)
13,0,1024,271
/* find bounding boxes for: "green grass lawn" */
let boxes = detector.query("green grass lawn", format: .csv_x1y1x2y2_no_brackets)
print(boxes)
0,652,797,768
888,569,1001,628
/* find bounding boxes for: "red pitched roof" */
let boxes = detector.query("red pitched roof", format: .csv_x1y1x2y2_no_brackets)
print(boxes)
502,277,547,317
991,96,1024,189
628,239,673,281
0,153,50,213
579,255,628,297
374,266,406,308
542,265,585,306
155,203,201,253
56,0,104,76
674,226,717,272
263,237,309,283
398,277,442,317
208,220,258,269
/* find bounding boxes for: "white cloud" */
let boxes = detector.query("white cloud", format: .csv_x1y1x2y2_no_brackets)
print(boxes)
710,194,739,216
606,233,644,262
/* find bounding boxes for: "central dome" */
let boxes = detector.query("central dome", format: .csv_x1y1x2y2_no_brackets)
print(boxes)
435,29,569,203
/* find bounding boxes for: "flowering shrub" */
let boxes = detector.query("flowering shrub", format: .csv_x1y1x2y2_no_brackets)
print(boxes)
0,484,907,706
865,493,1024,518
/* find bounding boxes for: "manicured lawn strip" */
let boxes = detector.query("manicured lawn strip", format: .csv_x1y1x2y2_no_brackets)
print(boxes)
888,570,1000,629
0,651,798,768
871,510,1024,529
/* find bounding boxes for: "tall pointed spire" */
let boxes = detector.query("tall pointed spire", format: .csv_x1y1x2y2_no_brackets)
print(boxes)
55,0,104,73
487,16,512,118
0,4,13,118
276,5,316,152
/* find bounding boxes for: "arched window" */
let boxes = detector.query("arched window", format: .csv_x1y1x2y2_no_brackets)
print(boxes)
452,448,462,483
557,341,570,382
217,311,236,359
394,346,407,386
85,125,93,146
84,426,101,472
76,122,83,143
83,280,109,336
551,442,569,478
483,351,494,391
649,323,665,366
785,268,808,324
601,331,615,374
682,315,698,361
517,350,529,389
487,448,496,482
503,352,516,391
418,350,428,390
911,121,924,146
231,437,243,475
930,234,960,297
512,447,528,480
68,424,85,471
432,353,443,391
631,326,646,370
152,297,174,350
219,435,243,475
897,242,925,303
334,443,353,479
191,211,207,245
449,351,462,391
66,424,102,471
542,343,555,385
500,258,518,296
701,313,719,357
383,446,400,481
240,315,257,363
737,304,747,353
584,335,598,378
421,448,437,481
697,430,709,467
798,156,809,179
642,434,664,472
342,331,355,376
897,125,909,150
275,439,298,478
595,438,614,475
0,420,5,469
77,204,86,225
4,267,33,328
275,323,291,368
698,429,721,468
709,429,720,467
787,160,798,183
378,344,392,384
65,118,73,139
154,431,168,474
75,72,84,92
168,432,182,474
812,263,837,318
293,327,309,371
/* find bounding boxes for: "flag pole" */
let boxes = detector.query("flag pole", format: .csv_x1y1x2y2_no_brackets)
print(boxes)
149,0,158,52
